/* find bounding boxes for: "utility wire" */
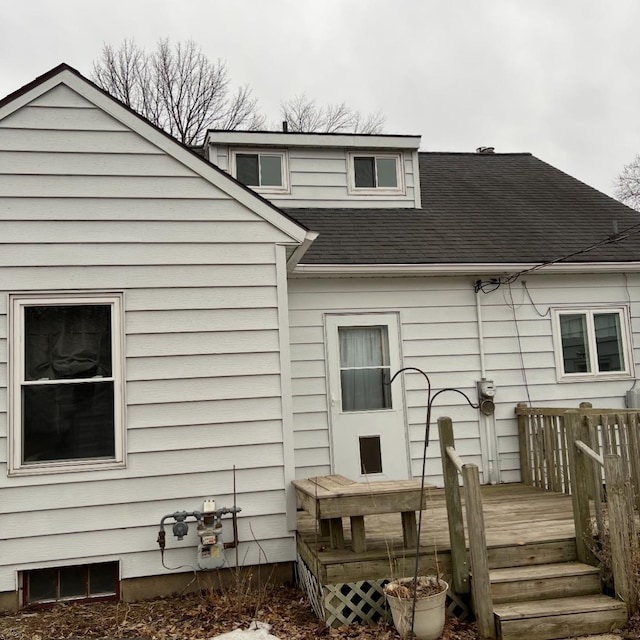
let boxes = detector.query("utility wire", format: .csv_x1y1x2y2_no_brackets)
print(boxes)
508,281,532,406
475,220,640,294
522,281,550,318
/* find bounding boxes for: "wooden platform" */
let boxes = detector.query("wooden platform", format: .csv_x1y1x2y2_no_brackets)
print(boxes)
293,474,431,552
297,483,577,585
295,481,632,636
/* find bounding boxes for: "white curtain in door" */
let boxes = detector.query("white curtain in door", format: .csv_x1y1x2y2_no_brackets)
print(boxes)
339,326,390,411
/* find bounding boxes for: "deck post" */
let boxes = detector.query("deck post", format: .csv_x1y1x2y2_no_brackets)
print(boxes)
438,417,470,595
604,454,637,615
627,412,640,514
516,403,532,486
565,411,596,565
462,463,496,640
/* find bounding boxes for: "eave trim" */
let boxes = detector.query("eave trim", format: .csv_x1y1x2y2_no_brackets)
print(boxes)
291,262,640,277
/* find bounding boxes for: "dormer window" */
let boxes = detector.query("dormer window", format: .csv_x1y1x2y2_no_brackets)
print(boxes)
232,150,289,192
349,153,403,194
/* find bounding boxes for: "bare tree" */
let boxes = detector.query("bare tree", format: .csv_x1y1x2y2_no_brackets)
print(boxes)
281,94,385,134
92,39,265,145
615,154,640,211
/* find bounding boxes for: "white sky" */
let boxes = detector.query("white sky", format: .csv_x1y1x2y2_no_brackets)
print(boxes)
2,0,639,196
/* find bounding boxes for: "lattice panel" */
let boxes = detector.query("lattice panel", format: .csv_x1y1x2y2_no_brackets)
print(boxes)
296,554,469,627
446,587,470,619
295,554,324,620
324,580,389,627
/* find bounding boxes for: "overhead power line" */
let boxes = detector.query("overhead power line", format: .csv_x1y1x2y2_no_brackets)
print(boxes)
474,219,640,294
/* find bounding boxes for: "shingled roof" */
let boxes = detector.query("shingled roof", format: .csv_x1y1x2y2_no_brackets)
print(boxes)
286,152,640,266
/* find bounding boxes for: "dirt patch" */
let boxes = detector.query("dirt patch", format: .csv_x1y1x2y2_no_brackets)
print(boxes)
0,585,481,640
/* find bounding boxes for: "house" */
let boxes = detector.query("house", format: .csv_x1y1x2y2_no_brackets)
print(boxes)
2,63,640,612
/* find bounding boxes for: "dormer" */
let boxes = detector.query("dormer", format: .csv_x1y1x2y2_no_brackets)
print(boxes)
204,130,422,209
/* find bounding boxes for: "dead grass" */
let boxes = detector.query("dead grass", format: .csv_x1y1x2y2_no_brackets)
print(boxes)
0,584,481,640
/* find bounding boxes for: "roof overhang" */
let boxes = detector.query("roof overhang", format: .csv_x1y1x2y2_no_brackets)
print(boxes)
286,231,320,272
291,261,640,277
206,130,422,150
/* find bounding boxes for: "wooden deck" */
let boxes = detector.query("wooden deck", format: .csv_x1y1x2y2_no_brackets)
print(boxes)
296,483,577,585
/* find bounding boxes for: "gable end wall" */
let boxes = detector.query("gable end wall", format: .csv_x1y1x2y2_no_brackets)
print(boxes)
0,84,295,593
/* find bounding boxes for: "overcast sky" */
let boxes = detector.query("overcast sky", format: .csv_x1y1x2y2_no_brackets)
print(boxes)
1,0,639,197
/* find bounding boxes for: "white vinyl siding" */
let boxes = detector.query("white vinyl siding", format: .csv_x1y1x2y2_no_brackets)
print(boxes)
0,83,295,593
211,145,418,208
288,273,640,487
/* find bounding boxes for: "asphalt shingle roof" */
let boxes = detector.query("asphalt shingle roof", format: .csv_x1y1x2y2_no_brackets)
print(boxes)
286,152,640,265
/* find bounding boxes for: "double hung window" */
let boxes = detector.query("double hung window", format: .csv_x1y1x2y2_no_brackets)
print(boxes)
10,294,124,474
552,307,633,381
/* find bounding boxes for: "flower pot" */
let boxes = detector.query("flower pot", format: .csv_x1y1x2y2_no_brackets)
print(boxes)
384,577,448,640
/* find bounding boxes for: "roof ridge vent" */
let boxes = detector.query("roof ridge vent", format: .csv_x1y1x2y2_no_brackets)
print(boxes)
476,146,495,154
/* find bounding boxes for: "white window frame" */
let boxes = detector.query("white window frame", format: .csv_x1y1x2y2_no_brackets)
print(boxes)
551,306,634,382
9,292,126,475
230,149,290,193
347,152,405,195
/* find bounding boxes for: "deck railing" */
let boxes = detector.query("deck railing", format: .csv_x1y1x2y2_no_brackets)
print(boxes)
439,416,496,640
565,411,638,615
516,402,640,510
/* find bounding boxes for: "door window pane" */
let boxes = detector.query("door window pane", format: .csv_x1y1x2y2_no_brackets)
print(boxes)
339,326,391,411
359,436,383,474
594,313,624,372
339,327,388,367
560,314,590,373
341,369,391,411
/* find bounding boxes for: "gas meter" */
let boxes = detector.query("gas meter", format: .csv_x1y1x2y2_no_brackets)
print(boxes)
157,498,241,570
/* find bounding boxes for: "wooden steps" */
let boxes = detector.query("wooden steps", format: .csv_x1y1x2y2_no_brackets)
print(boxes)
487,538,577,569
487,540,628,640
490,562,600,604
494,594,628,640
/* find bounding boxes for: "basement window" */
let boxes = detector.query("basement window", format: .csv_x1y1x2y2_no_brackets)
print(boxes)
24,562,119,605
552,307,633,381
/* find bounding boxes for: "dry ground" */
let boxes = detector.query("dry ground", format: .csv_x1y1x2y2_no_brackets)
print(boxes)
2,586,638,639
0,585,480,640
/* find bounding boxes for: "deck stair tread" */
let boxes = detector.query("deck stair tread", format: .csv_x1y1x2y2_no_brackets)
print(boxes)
494,593,626,619
490,561,599,583
494,594,628,640
489,560,603,606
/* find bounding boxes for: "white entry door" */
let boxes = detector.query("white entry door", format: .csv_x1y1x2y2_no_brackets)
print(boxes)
325,314,410,480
